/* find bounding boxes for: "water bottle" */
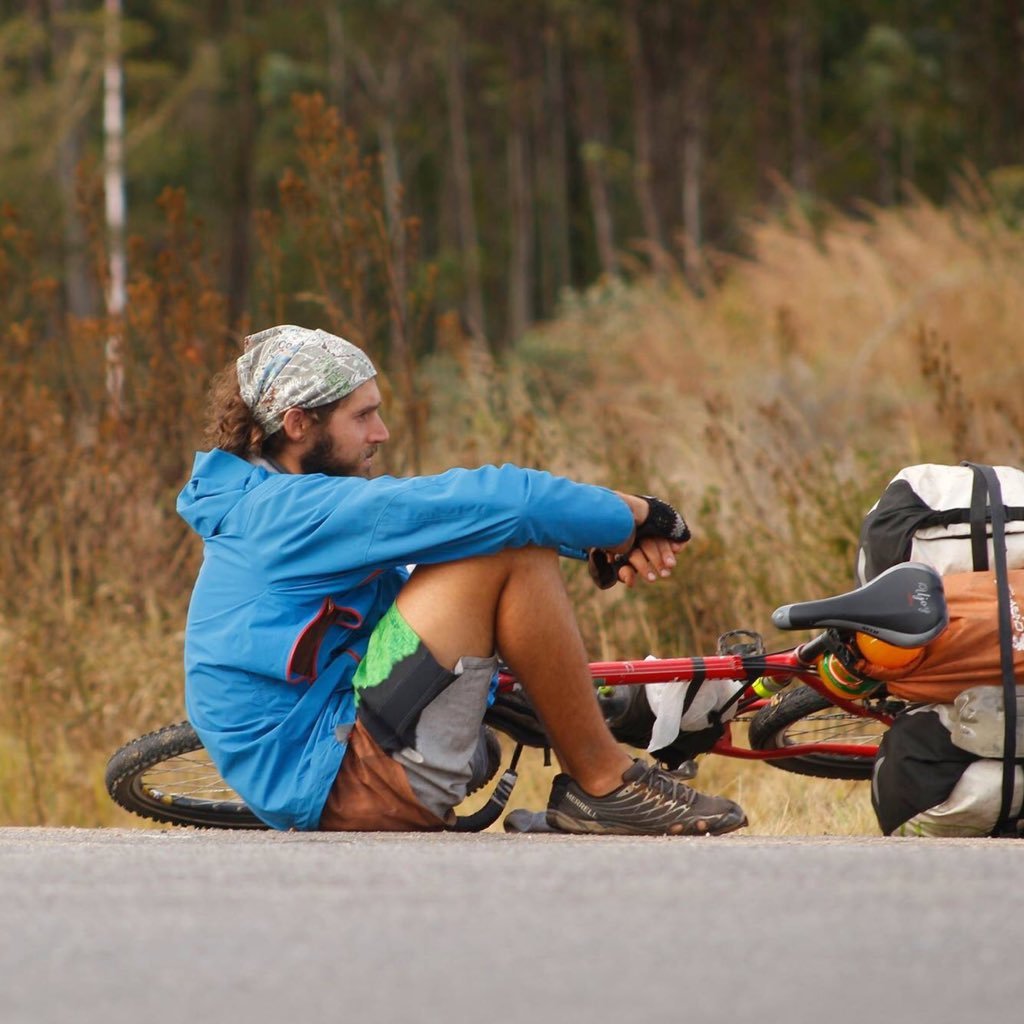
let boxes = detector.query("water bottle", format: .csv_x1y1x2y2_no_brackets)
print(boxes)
947,686,1024,758
751,676,790,699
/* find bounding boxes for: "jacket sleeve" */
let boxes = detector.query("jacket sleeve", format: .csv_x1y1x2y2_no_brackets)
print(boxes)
249,464,634,589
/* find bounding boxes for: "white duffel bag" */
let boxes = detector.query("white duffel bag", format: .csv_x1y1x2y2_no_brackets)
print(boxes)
855,463,1024,585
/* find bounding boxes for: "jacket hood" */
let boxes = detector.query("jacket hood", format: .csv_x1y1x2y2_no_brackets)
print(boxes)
177,449,268,539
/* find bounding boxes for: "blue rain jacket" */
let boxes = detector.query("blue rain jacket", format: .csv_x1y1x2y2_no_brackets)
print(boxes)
177,449,634,830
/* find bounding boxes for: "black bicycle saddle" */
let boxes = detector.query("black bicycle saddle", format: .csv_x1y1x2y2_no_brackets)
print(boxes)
771,562,948,646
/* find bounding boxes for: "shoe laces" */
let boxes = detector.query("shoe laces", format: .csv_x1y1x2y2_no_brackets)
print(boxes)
632,763,691,804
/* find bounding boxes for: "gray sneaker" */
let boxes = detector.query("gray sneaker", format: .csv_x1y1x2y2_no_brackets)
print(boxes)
503,808,559,834
546,759,747,836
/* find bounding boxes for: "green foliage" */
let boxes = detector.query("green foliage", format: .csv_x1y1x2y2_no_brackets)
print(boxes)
4,1,1024,340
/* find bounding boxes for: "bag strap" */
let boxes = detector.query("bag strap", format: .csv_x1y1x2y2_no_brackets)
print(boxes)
968,468,991,571
963,461,1019,834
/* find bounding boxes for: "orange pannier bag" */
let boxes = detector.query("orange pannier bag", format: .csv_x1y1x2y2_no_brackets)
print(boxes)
874,569,1024,702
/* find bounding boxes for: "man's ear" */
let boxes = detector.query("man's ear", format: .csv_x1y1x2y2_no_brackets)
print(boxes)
280,407,313,444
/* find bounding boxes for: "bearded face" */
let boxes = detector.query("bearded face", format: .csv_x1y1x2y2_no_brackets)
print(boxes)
299,430,380,478
297,380,389,479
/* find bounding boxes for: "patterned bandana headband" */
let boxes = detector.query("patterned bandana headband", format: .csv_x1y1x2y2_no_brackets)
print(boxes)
236,325,377,434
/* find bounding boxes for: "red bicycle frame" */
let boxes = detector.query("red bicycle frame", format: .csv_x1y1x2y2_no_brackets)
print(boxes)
498,640,895,763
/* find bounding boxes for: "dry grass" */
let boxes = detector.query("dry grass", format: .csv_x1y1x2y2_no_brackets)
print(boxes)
3,153,1023,833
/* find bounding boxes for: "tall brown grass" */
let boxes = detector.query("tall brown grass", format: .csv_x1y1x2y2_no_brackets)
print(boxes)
3,99,1023,832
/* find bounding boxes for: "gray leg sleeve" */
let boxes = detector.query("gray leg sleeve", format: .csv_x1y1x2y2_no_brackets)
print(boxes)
392,655,499,820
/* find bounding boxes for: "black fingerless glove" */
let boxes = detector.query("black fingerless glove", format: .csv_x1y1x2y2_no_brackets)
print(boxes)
634,494,691,545
589,494,691,589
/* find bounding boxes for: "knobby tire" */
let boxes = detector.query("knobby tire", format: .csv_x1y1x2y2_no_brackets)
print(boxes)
746,686,885,781
105,722,268,830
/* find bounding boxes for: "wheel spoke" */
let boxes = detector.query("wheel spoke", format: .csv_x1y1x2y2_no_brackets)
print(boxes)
747,686,897,780
780,711,886,747
141,754,244,801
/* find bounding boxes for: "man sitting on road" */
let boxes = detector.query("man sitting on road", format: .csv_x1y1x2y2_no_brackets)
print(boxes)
178,324,747,836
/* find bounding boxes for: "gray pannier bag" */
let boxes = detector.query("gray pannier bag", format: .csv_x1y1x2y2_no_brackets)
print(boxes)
860,462,1024,837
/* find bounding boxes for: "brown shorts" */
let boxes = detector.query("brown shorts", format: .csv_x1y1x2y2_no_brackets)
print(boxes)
318,601,497,831
318,720,446,831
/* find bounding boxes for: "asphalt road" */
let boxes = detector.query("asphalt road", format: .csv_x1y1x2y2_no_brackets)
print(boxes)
2,827,1020,1024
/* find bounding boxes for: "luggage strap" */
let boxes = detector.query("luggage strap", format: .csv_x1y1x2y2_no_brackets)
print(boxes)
964,462,1019,834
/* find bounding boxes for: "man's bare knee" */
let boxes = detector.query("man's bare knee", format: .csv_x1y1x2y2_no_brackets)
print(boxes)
396,547,564,669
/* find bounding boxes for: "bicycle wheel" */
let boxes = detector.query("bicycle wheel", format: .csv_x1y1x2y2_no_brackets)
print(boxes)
747,686,890,781
105,722,268,829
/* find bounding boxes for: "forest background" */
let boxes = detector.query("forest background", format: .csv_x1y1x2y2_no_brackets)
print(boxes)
3,0,1024,832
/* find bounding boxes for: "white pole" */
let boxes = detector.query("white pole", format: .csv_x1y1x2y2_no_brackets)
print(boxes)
103,0,126,420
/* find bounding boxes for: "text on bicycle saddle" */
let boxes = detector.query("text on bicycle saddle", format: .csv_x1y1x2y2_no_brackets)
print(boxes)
770,563,948,647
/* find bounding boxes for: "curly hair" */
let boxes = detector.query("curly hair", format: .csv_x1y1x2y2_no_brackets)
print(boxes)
203,363,342,459
204,364,268,458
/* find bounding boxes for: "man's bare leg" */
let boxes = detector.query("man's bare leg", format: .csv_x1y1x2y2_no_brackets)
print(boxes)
396,546,634,796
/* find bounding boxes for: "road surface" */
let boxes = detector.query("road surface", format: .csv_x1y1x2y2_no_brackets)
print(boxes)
1,827,1019,1024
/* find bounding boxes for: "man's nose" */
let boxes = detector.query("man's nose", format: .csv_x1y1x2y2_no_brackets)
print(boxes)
372,417,390,442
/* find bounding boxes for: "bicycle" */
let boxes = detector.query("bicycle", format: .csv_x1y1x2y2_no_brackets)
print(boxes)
105,562,948,830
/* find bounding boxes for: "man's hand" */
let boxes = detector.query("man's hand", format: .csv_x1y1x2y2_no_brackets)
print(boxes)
590,535,684,589
589,494,690,589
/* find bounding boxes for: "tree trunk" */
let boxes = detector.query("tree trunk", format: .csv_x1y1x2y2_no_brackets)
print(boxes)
539,24,571,310
1013,0,1024,154
324,2,346,115
506,41,533,345
751,7,774,201
679,11,706,291
226,0,257,334
351,46,424,469
378,107,406,347
103,0,126,421
56,127,95,318
680,104,703,287
999,0,1024,164
444,22,487,343
353,51,408,357
876,119,896,206
49,0,97,320
571,58,618,280
623,0,668,277
785,9,813,193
